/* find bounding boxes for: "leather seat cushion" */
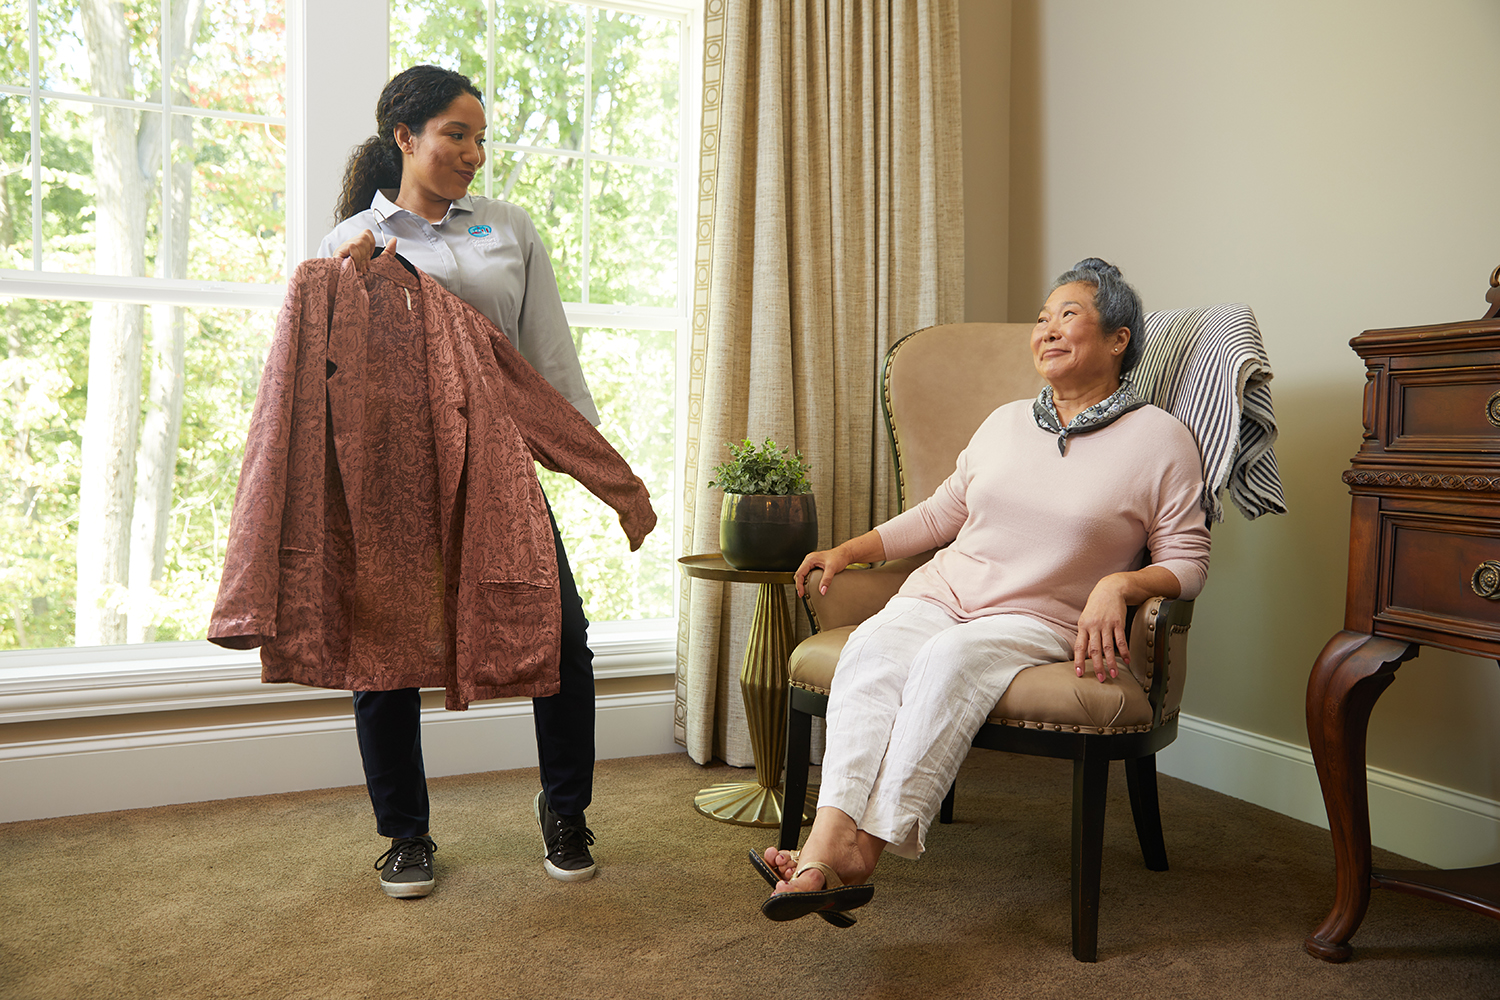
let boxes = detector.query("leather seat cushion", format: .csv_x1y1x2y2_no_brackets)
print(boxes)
788,626,1154,735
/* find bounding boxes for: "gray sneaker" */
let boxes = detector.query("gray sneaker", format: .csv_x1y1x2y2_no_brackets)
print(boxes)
534,791,597,882
374,836,437,898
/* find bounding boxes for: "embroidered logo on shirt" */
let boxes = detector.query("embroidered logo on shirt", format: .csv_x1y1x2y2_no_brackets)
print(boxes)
468,225,493,238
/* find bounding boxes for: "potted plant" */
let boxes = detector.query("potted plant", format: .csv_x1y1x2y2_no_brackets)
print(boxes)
708,438,818,571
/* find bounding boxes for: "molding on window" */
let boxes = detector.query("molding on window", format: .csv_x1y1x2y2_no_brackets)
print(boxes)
0,83,285,127
490,141,674,172
562,303,683,331
593,0,701,20
0,269,285,309
0,619,676,726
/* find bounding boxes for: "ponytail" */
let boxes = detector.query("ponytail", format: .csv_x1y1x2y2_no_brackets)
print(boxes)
334,134,402,223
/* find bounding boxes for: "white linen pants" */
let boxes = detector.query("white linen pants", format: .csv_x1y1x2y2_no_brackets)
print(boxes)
817,597,1072,859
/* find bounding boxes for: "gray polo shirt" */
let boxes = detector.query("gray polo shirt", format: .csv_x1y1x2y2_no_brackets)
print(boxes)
317,190,599,425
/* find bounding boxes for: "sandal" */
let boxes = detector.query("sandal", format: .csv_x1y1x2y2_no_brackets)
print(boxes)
747,850,857,928
759,851,874,923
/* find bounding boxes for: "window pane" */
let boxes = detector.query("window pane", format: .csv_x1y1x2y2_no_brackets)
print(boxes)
536,325,674,621
178,115,286,284
0,5,28,85
42,0,160,104
390,0,488,81
0,296,88,649
132,303,271,644
182,0,286,118
588,159,675,307
38,98,94,272
42,98,164,276
498,148,583,300
590,6,678,163
492,0,586,154
0,296,270,649
0,95,34,269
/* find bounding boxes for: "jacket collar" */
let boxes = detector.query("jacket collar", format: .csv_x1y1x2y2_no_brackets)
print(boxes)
367,247,421,289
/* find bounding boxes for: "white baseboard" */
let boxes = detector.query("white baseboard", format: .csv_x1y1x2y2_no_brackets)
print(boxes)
1159,714,1500,871
0,690,682,824
10,697,1495,871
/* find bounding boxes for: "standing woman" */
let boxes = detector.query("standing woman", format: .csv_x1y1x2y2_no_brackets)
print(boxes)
319,64,606,897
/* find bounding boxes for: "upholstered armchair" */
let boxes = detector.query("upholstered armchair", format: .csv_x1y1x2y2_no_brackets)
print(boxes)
777,319,1203,962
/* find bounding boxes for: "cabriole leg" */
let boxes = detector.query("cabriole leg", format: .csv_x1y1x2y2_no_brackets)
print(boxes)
1304,630,1417,962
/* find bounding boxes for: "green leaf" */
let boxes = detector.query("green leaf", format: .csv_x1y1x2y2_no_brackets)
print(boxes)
707,438,812,496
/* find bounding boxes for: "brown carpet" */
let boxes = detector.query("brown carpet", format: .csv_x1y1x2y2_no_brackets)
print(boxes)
1,750,1495,999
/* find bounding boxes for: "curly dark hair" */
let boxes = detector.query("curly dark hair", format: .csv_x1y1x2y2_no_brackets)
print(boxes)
334,64,484,223
1049,257,1145,374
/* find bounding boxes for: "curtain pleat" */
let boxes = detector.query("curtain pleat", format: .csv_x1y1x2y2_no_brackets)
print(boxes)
675,0,966,766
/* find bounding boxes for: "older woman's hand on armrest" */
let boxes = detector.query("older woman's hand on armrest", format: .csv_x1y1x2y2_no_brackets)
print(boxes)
1074,566,1183,683
794,528,887,597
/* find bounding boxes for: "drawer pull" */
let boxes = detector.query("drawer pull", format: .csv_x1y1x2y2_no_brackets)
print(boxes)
1489,391,1500,427
1473,561,1500,599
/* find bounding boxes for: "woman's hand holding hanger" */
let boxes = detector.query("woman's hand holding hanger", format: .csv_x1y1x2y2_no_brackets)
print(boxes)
334,230,395,273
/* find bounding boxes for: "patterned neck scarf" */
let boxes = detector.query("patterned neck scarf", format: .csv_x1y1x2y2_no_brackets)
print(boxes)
1032,381,1148,456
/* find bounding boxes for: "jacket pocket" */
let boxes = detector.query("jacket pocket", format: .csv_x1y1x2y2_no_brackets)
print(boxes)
467,579,559,690
273,548,320,646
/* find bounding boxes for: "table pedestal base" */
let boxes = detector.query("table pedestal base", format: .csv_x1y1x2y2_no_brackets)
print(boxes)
693,781,818,828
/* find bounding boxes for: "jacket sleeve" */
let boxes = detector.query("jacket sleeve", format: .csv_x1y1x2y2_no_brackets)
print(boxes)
479,311,657,551
206,263,326,646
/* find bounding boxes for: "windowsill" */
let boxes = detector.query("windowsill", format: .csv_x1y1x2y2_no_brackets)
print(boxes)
0,618,677,725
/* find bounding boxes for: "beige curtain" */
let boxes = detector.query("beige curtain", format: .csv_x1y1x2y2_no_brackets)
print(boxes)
674,0,965,765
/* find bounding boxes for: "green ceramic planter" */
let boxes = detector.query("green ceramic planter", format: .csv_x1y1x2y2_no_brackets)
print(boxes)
719,493,819,571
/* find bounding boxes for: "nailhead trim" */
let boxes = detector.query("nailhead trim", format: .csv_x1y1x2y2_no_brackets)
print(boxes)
989,718,1153,735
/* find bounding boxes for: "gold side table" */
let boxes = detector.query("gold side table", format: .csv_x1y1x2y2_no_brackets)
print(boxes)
679,553,816,828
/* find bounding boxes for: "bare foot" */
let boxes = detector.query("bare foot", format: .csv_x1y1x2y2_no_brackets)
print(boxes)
774,864,831,894
769,809,882,895
762,846,797,883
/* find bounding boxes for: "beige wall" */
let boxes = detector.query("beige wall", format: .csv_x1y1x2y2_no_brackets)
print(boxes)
959,0,1012,321
985,0,1500,798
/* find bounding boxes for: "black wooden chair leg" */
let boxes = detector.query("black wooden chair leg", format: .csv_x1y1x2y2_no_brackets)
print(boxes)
1071,750,1109,962
940,780,956,824
779,704,813,851
1124,754,1169,872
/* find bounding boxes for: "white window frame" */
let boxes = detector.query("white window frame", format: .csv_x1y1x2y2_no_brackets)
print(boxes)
0,0,697,724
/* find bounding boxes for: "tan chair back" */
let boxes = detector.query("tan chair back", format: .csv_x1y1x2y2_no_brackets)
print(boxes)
883,323,1043,509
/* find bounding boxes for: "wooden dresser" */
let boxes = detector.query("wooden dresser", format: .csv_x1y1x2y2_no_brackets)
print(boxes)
1305,268,1500,962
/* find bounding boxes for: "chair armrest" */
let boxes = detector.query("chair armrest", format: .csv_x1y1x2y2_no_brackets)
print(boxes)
1125,595,1195,726
801,551,936,632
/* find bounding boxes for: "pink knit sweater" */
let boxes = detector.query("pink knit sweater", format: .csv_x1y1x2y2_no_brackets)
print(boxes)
876,400,1211,645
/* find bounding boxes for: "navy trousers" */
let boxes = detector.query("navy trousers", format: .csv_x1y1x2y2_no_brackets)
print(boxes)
353,504,596,838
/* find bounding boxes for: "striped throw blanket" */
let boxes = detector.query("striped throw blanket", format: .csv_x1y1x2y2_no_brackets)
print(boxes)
1129,303,1286,522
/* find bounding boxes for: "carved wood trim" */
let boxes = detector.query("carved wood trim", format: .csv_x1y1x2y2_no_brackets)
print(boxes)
1342,470,1500,492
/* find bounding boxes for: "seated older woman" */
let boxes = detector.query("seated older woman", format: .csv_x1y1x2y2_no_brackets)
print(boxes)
756,258,1212,923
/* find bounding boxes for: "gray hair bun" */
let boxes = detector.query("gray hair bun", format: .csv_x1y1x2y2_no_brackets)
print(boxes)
1072,257,1121,279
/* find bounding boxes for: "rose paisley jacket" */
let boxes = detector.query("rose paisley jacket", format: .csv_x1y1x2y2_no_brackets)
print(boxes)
208,254,656,710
